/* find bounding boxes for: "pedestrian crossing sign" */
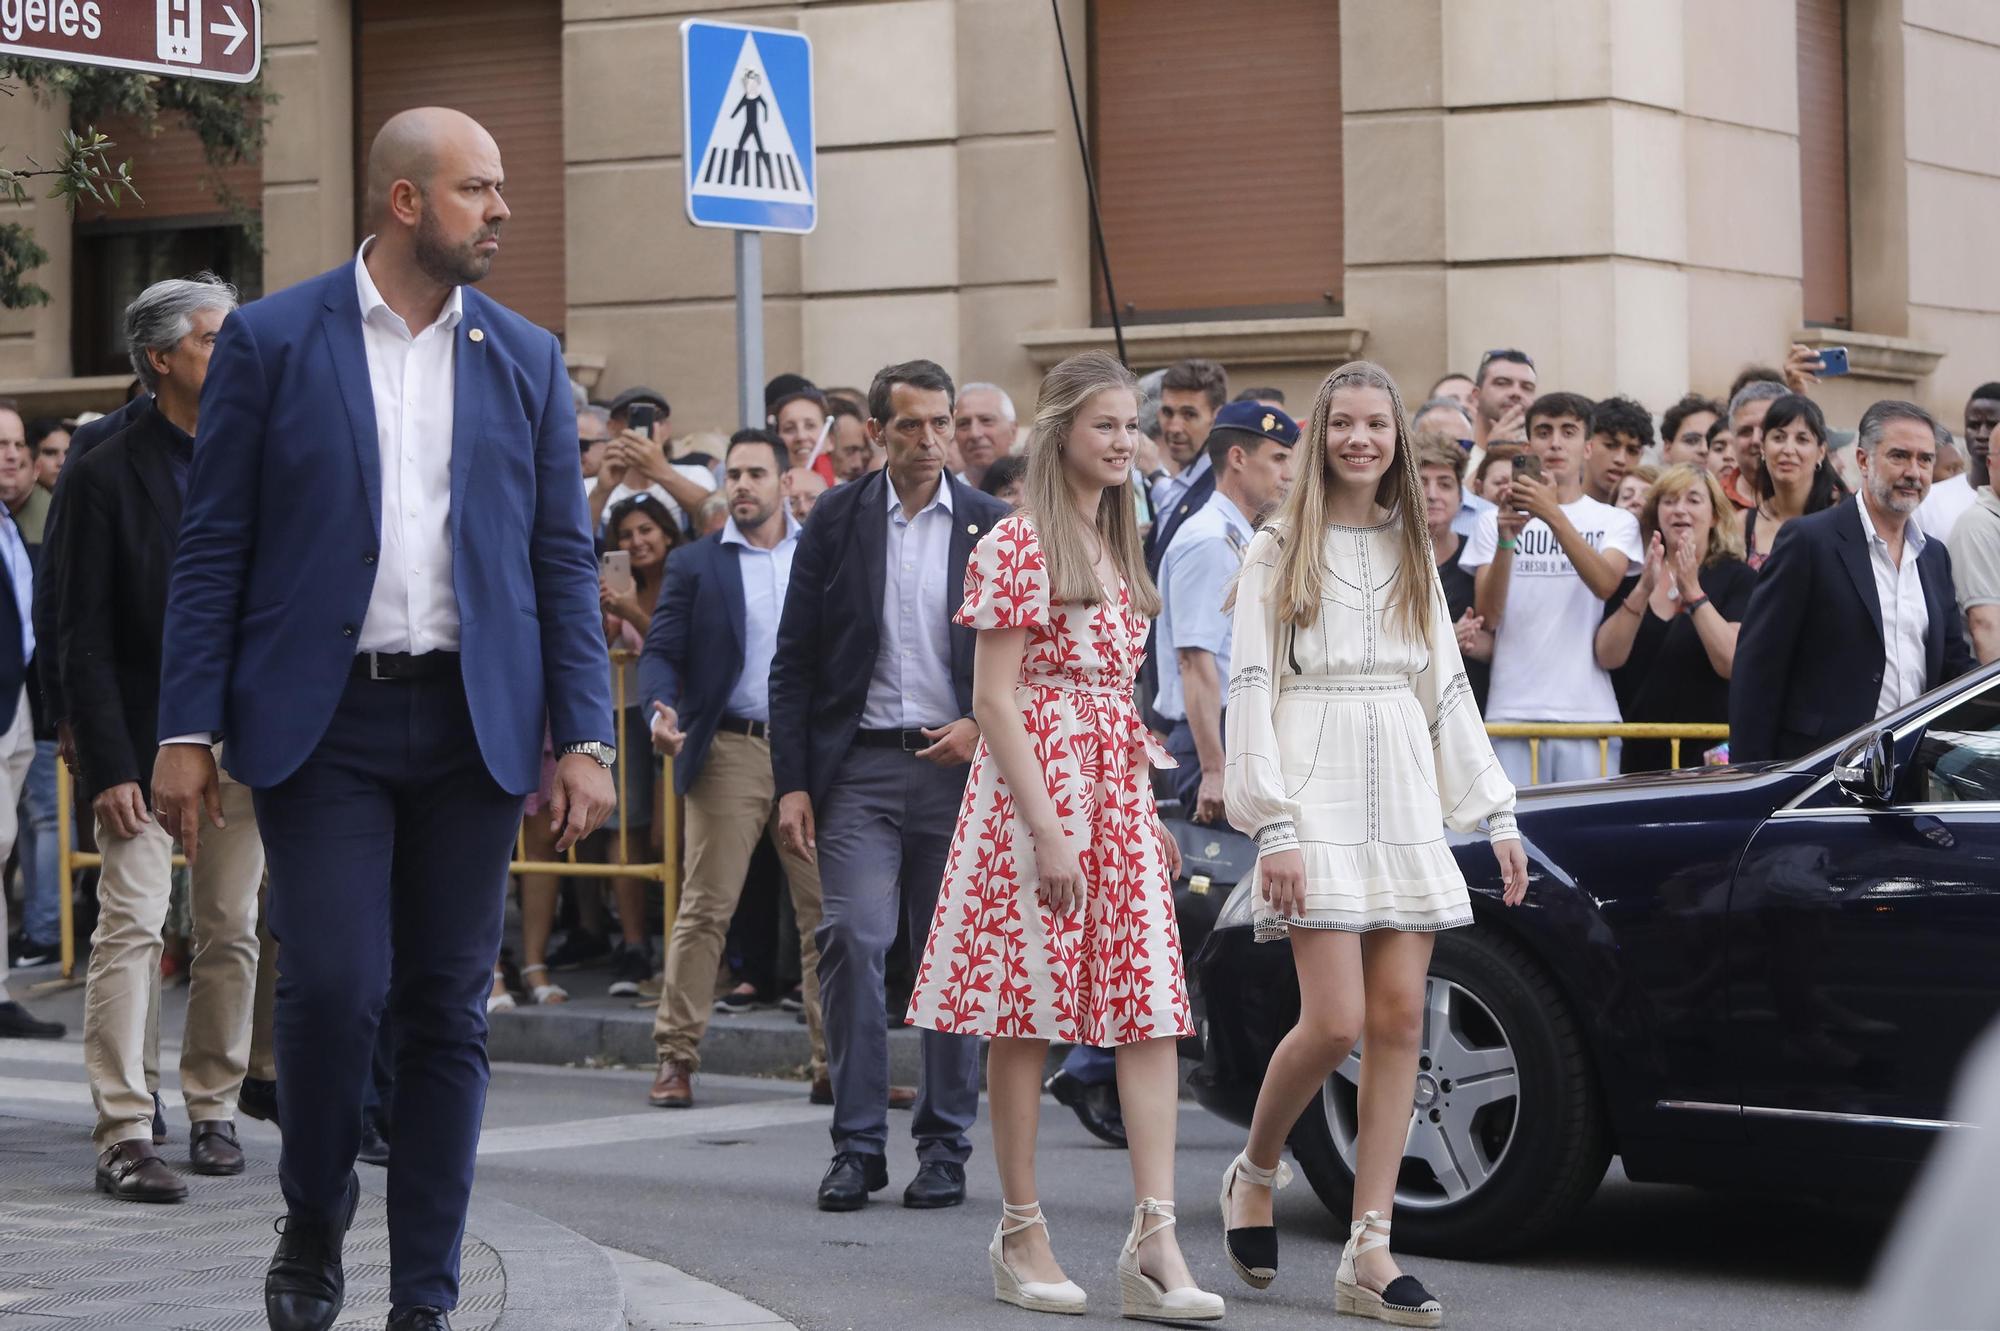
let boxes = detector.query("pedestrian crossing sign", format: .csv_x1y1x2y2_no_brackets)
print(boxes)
682,19,816,234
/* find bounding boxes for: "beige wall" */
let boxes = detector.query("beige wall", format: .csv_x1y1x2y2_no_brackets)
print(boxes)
9,0,2000,438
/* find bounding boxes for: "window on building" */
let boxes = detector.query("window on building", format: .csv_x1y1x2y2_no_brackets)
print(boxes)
70,112,264,377
1797,0,1850,327
357,0,567,336
1087,0,1342,324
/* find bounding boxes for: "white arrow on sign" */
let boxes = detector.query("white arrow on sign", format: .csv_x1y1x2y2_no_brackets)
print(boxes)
209,5,248,57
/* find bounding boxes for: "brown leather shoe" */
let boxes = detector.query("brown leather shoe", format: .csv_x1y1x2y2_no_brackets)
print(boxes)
96,1139,188,1202
649,1060,693,1108
190,1120,245,1176
809,1077,917,1110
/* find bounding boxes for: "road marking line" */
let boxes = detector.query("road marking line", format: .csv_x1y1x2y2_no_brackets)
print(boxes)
477,1101,826,1156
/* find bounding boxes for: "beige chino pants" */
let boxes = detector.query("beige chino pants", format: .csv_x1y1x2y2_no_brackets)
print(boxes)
82,752,265,1147
653,731,825,1078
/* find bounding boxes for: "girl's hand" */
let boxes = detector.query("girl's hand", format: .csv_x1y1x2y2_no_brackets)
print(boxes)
1495,839,1530,906
1158,817,1183,880
1259,847,1307,920
1032,828,1086,916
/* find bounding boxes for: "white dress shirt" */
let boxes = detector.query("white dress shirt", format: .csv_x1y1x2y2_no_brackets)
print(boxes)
720,512,802,723
354,238,461,655
1859,498,1932,718
860,474,960,729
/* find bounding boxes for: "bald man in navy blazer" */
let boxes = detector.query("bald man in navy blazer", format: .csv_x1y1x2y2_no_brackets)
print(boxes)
153,108,615,1331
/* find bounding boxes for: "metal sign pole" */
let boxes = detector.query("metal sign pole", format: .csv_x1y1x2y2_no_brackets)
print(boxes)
736,229,764,430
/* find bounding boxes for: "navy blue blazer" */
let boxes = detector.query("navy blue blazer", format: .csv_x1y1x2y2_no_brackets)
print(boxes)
1145,466,1216,581
156,261,614,795
768,469,1008,808
638,531,765,796
1730,497,1975,763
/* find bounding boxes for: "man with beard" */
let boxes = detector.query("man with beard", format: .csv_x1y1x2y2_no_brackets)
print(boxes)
641,431,827,1111
1732,400,1974,762
152,107,615,1331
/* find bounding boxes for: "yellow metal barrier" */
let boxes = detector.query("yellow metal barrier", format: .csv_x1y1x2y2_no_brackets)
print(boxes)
1483,721,1730,785
52,648,683,983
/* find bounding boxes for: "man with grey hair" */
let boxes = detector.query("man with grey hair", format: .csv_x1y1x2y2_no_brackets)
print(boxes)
1412,396,1492,536
951,382,1016,489
1731,399,1974,761
578,403,612,481
54,273,272,1201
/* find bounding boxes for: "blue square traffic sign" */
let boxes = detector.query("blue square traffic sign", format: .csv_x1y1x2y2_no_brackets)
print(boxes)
682,20,816,234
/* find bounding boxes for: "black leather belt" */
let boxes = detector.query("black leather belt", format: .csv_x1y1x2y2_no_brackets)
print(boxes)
351,651,460,681
852,727,938,752
715,715,769,740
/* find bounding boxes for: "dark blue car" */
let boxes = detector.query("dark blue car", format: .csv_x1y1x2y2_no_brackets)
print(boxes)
1191,663,2000,1256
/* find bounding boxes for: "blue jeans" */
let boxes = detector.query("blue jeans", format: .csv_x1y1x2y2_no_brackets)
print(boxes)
16,739,61,946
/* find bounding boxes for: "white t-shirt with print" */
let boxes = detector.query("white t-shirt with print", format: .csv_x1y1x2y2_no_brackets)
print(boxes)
1460,495,1643,722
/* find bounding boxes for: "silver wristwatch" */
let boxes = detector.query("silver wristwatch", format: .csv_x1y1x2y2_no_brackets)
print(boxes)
562,741,617,770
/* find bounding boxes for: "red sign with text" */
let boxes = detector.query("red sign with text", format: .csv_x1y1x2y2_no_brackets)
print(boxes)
0,0,260,83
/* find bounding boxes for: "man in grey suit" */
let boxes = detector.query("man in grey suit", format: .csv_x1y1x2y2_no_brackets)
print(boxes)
769,359,1009,1213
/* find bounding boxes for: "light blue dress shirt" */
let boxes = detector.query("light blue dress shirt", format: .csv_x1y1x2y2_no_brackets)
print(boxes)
1454,489,1495,537
861,474,961,729
720,512,802,724
1153,491,1252,723
0,512,31,663
1150,452,1213,526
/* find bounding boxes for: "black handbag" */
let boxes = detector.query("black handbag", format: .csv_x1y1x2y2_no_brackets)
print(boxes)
1161,816,1256,962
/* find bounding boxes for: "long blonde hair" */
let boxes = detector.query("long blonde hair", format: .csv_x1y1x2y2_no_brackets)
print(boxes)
1263,360,1434,646
1021,350,1160,617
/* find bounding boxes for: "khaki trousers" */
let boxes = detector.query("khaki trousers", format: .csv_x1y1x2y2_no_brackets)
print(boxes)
653,731,824,1077
0,689,35,996
248,882,278,1082
82,755,266,1146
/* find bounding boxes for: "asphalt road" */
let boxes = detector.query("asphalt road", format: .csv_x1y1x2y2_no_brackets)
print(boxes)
5,980,1883,1331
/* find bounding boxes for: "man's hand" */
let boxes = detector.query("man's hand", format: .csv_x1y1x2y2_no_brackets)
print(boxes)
1510,473,1562,526
777,790,817,865
547,753,616,854
1488,403,1527,445
915,718,979,767
1783,343,1823,394
93,782,151,841
150,744,222,865
618,428,672,486
595,444,630,491
1194,770,1225,825
649,701,686,757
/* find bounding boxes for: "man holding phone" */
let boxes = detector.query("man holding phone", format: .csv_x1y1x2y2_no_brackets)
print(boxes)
1462,391,1643,786
588,386,716,535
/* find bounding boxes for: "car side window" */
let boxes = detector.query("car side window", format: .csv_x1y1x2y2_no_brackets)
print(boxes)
1899,685,2000,805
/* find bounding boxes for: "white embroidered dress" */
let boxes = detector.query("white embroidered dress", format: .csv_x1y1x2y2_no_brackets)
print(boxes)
1224,518,1518,940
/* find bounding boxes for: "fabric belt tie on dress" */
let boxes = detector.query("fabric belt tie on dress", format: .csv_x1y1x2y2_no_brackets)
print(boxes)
1018,673,1178,769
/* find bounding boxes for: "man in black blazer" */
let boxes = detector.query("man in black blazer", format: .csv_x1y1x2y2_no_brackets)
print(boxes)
771,360,1008,1213
58,276,268,1202
1732,400,1977,762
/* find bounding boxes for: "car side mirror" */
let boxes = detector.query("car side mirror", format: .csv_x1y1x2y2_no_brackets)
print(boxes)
1832,730,1895,805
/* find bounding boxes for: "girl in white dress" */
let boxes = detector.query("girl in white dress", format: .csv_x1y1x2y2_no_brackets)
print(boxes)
1216,361,1529,1327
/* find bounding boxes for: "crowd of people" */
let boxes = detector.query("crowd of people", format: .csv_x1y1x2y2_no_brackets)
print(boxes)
1,229,1996,1330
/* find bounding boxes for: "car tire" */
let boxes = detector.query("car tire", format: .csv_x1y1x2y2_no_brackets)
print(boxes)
1287,926,1611,1258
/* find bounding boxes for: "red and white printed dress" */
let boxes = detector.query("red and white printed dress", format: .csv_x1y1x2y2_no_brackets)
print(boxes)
907,514,1194,1047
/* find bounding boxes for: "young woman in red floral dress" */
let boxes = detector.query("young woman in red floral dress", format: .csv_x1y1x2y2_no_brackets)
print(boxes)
907,350,1224,1323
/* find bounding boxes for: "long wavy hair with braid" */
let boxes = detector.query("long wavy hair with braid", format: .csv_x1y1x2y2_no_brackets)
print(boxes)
1262,360,1436,647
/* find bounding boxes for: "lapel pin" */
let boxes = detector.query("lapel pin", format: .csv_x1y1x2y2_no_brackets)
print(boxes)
468,328,484,343
967,523,979,534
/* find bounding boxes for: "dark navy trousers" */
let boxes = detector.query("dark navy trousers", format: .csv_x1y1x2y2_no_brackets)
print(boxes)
256,670,523,1312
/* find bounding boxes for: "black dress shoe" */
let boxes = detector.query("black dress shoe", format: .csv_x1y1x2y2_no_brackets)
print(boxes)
815,1151,888,1212
357,1120,391,1168
190,1120,246,1176
266,1170,359,1331
902,1159,966,1209
239,1077,279,1125
0,999,64,1039
386,1306,451,1331
1045,1068,1128,1148
95,1139,188,1203
152,1092,168,1145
